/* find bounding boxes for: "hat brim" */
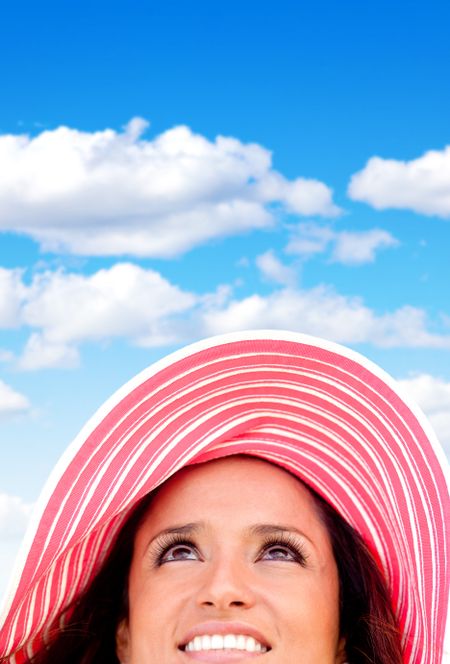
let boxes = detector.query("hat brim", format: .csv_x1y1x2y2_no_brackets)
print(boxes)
1,331,449,663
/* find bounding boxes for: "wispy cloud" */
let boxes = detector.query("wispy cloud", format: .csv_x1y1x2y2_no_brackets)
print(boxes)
286,222,399,265
18,335,80,371
256,250,297,287
348,146,450,217
331,229,399,264
286,222,334,257
0,381,30,417
0,118,341,258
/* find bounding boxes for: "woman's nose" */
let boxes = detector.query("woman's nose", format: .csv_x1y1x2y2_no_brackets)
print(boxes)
196,555,256,610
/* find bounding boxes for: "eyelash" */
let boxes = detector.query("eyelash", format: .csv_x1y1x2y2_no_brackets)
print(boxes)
151,533,309,567
152,533,200,567
258,534,309,566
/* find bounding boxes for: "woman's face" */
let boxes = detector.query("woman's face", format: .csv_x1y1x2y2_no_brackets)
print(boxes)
116,457,346,664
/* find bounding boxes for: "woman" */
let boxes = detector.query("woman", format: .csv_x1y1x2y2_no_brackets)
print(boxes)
0,331,448,663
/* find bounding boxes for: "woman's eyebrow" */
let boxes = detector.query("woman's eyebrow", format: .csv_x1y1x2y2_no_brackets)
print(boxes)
145,522,204,551
247,523,315,547
144,522,316,554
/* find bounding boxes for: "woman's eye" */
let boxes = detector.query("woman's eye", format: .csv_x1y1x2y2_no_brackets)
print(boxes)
259,542,307,565
262,545,296,561
160,543,198,563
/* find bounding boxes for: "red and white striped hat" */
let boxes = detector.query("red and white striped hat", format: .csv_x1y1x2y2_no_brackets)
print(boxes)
1,331,449,663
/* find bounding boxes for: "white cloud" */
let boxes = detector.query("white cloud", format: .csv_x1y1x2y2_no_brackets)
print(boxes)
256,250,297,287
255,171,340,217
0,119,340,257
399,374,450,456
16,263,197,369
286,222,399,265
23,263,196,343
348,146,450,217
18,334,80,371
201,285,450,349
331,229,399,265
0,380,30,416
1,261,449,370
0,493,33,539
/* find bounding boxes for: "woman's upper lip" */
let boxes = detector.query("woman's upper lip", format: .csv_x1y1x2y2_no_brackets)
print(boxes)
179,621,271,649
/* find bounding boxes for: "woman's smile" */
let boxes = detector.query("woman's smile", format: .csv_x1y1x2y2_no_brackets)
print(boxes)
115,457,346,663
179,621,270,661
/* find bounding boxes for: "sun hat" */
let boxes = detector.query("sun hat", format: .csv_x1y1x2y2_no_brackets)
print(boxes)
0,330,449,663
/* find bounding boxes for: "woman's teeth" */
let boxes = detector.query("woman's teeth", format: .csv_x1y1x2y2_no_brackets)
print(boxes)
184,634,268,653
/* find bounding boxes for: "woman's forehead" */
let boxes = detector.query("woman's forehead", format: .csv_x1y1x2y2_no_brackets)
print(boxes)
134,456,329,543
154,455,308,503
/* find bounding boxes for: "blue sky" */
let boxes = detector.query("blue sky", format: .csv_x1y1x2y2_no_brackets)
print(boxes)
0,0,450,598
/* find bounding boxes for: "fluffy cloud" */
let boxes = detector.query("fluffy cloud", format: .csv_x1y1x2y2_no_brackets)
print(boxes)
348,146,450,216
17,263,197,369
1,262,449,370
0,119,340,257
201,283,450,350
399,374,450,456
286,223,399,265
0,263,199,369
0,380,30,416
23,263,196,342
253,171,340,217
0,493,33,539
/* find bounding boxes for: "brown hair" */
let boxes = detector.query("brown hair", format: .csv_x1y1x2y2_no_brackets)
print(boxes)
313,490,403,663
26,479,403,664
